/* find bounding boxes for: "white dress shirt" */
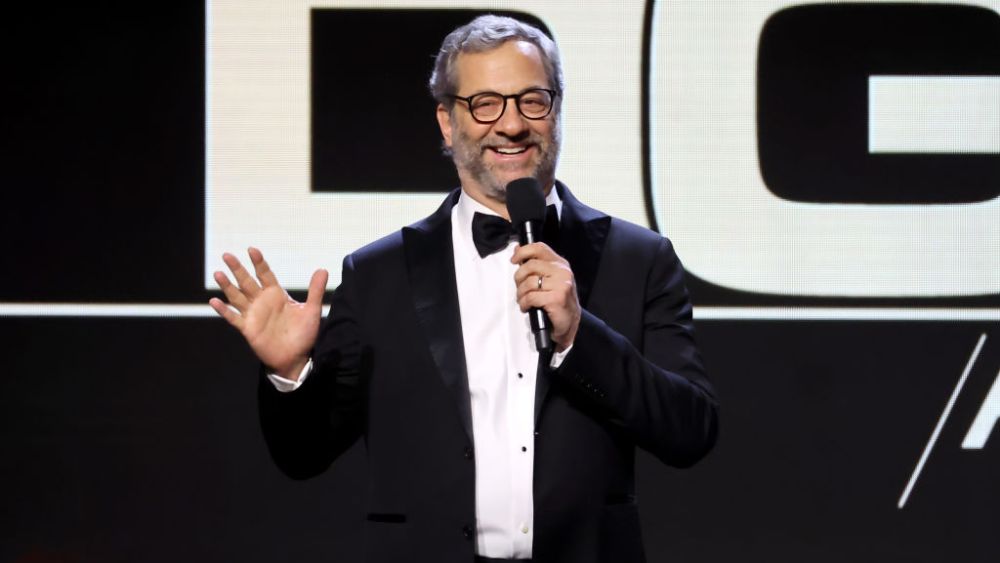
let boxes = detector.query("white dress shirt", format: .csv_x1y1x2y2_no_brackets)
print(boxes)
269,187,568,558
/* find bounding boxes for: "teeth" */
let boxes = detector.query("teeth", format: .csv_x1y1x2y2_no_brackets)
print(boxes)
495,146,527,155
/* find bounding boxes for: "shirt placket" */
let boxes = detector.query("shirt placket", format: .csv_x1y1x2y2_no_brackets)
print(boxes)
504,245,535,557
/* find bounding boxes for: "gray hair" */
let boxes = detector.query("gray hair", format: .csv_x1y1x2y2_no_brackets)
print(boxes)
428,15,564,108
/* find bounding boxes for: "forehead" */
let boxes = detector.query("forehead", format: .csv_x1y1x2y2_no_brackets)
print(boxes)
453,40,549,95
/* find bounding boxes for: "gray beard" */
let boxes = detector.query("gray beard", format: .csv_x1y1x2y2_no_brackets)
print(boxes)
450,120,561,202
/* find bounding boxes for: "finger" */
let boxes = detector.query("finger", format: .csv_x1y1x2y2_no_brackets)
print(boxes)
521,281,578,310
305,268,329,310
513,258,558,285
213,270,250,311
517,290,552,313
511,242,544,264
511,242,560,265
516,271,575,302
248,247,280,288
516,273,549,298
208,297,245,330
223,252,262,297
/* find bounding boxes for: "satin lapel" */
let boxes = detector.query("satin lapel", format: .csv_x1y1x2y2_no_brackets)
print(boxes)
403,190,474,443
555,182,611,309
535,182,612,424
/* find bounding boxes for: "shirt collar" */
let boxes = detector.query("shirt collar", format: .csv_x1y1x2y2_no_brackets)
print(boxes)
455,184,562,227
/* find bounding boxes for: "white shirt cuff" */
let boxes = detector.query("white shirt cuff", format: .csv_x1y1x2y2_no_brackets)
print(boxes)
549,344,572,369
266,358,313,393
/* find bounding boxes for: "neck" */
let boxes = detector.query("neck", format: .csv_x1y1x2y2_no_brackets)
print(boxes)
460,179,555,221
461,187,509,219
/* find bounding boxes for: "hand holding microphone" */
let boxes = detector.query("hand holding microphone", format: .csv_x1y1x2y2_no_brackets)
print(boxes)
506,178,581,353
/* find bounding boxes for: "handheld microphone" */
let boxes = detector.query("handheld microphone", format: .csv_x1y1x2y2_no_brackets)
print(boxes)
506,177,553,352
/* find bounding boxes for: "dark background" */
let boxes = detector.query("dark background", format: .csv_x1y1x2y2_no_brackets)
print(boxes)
2,2,998,562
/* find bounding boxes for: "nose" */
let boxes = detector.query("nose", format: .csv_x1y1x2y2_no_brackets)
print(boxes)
492,99,529,138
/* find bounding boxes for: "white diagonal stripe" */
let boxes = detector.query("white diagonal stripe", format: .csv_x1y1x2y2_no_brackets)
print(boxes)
898,333,987,509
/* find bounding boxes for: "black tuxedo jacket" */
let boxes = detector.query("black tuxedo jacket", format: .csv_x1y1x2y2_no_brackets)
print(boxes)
259,183,718,563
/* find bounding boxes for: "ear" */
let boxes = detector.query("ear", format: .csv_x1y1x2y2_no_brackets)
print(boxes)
436,103,453,148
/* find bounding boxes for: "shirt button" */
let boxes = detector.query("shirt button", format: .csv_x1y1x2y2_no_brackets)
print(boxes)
521,446,527,452
462,525,474,540
517,372,524,379
520,524,530,534
464,446,474,460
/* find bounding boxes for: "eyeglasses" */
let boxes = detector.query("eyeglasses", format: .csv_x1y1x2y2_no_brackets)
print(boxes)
447,88,559,124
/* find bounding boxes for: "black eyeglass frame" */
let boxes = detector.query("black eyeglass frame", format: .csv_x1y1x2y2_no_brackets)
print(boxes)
446,88,560,124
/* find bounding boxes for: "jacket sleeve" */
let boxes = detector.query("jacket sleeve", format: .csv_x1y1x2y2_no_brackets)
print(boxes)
257,254,367,479
552,236,718,468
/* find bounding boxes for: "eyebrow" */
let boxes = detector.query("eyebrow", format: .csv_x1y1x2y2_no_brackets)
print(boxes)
459,85,550,98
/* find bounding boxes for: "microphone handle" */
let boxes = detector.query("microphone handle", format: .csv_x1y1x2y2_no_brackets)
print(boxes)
520,221,553,352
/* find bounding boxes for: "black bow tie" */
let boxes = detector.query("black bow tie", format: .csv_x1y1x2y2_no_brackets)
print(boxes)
471,205,559,258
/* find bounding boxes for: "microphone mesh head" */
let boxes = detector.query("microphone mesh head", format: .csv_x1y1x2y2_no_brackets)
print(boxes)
506,177,546,225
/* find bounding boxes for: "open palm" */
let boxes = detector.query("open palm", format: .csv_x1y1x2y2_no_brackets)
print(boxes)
209,247,328,380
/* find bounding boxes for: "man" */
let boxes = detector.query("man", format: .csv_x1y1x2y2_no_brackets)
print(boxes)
210,15,717,563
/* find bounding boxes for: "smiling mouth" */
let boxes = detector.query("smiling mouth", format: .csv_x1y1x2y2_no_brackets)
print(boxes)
489,145,531,156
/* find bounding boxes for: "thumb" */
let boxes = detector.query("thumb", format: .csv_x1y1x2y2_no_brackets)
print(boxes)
306,268,329,310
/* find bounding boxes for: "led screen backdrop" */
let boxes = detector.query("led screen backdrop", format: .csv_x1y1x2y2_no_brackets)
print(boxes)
2,1,998,562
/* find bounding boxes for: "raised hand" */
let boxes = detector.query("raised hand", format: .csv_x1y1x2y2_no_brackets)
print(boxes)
209,247,328,381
